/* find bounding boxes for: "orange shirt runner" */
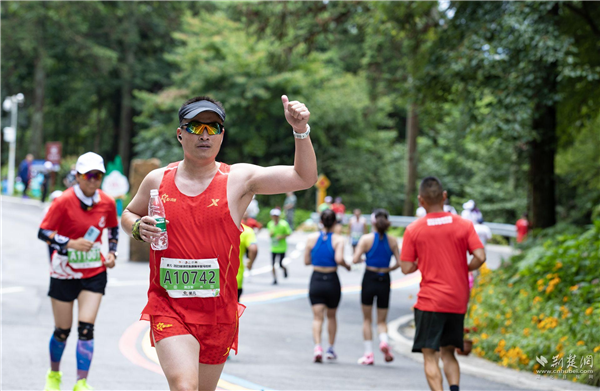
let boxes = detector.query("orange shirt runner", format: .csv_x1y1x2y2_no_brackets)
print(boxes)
401,212,483,314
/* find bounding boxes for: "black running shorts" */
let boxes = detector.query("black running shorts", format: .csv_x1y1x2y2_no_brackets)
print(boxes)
361,270,391,309
309,271,341,309
412,308,465,352
48,271,107,302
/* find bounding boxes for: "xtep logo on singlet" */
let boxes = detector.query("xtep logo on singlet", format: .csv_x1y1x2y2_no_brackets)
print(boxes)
427,216,453,226
161,194,177,203
207,199,220,208
155,323,173,332
99,216,106,228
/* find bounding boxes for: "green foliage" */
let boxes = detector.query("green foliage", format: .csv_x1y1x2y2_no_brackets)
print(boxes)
468,221,600,385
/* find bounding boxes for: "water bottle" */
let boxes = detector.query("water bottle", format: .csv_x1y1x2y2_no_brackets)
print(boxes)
149,189,168,250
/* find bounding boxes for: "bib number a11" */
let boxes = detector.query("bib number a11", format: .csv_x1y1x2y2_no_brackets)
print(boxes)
159,258,220,298
68,242,102,269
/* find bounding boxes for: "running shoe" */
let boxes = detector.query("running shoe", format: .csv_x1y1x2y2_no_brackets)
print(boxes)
326,347,337,360
44,370,62,391
73,378,93,391
380,342,394,362
314,346,323,363
357,352,374,365
283,268,288,278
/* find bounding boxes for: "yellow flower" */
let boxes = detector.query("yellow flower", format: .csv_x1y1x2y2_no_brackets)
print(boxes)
505,311,512,319
484,312,489,318
481,333,489,340
532,315,539,323
505,320,512,326
488,288,494,294
537,279,545,285
471,304,478,312
554,262,563,270
577,341,585,346
538,285,545,292
500,299,507,305
508,283,514,288
563,296,569,302
502,357,509,367
570,285,578,291
476,295,482,303
546,285,555,294
501,327,507,334
593,346,600,353
585,307,593,316
557,343,564,351
520,289,529,297
534,363,540,371
546,274,553,279
560,336,568,342
540,313,545,319
523,328,531,336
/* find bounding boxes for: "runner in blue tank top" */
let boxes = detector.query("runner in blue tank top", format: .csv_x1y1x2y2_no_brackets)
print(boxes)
304,209,351,363
353,209,401,365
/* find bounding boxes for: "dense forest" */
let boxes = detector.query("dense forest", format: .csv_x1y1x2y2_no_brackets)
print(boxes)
2,1,599,226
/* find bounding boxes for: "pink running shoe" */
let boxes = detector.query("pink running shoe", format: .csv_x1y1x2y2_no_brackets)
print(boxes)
314,346,323,363
380,342,394,362
357,352,374,365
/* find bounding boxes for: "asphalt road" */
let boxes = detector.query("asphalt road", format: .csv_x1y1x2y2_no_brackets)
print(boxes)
1,197,523,391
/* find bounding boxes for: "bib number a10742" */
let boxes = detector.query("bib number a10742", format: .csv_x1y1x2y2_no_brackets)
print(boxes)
159,258,220,298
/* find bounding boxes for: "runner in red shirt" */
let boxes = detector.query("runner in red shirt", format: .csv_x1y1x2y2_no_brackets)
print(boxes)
122,95,317,390
38,152,118,391
515,212,529,243
400,176,486,391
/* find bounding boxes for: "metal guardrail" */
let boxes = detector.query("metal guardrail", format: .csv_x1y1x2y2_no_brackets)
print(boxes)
310,213,517,238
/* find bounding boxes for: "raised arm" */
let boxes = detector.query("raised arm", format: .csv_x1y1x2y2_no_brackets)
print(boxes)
230,96,316,192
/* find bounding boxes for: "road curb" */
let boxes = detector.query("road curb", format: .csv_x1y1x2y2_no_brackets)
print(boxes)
388,314,598,391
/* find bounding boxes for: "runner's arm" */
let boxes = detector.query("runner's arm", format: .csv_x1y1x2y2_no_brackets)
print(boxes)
304,239,314,266
468,248,486,271
400,261,418,274
389,235,402,271
334,236,351,271
121,169,165,241
237,96,317,196
246,243,258,270
353,237,367,264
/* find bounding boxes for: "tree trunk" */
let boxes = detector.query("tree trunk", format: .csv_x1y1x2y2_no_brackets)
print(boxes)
118,48,134,177
529,102,557,229
29,47,46,157
403,103,419,216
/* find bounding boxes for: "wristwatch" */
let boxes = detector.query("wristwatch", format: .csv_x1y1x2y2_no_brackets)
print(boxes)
110,251,118,258
293,124,311,139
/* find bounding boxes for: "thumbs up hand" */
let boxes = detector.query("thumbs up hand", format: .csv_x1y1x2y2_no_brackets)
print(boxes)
281,95,310,133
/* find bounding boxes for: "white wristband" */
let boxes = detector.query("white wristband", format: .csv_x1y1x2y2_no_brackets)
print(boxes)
293,124,310,139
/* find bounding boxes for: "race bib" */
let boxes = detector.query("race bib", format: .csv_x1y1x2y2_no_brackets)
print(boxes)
68,242,102,269
160,257,220,298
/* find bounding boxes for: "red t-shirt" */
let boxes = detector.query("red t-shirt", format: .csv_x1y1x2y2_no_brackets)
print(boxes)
400,212,483,314
515,218,529,243
141,162,243,325
332,203,345,215
40,187,118,279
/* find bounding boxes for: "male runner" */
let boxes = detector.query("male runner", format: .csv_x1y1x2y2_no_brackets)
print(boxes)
267,208,292,284
237,223,258,300
400,177,486,391
122,95,316,391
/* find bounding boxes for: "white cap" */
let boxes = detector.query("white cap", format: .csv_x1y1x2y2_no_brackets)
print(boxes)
270,208,281,216
76,152,106,174
324,196,332,203
150,189,159,196
462,200,475,211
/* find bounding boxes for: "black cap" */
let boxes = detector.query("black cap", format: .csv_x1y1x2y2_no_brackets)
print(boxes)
178,100,226,124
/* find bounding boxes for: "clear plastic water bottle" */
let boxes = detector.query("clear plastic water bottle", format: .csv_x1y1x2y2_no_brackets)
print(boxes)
149,189,168,250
